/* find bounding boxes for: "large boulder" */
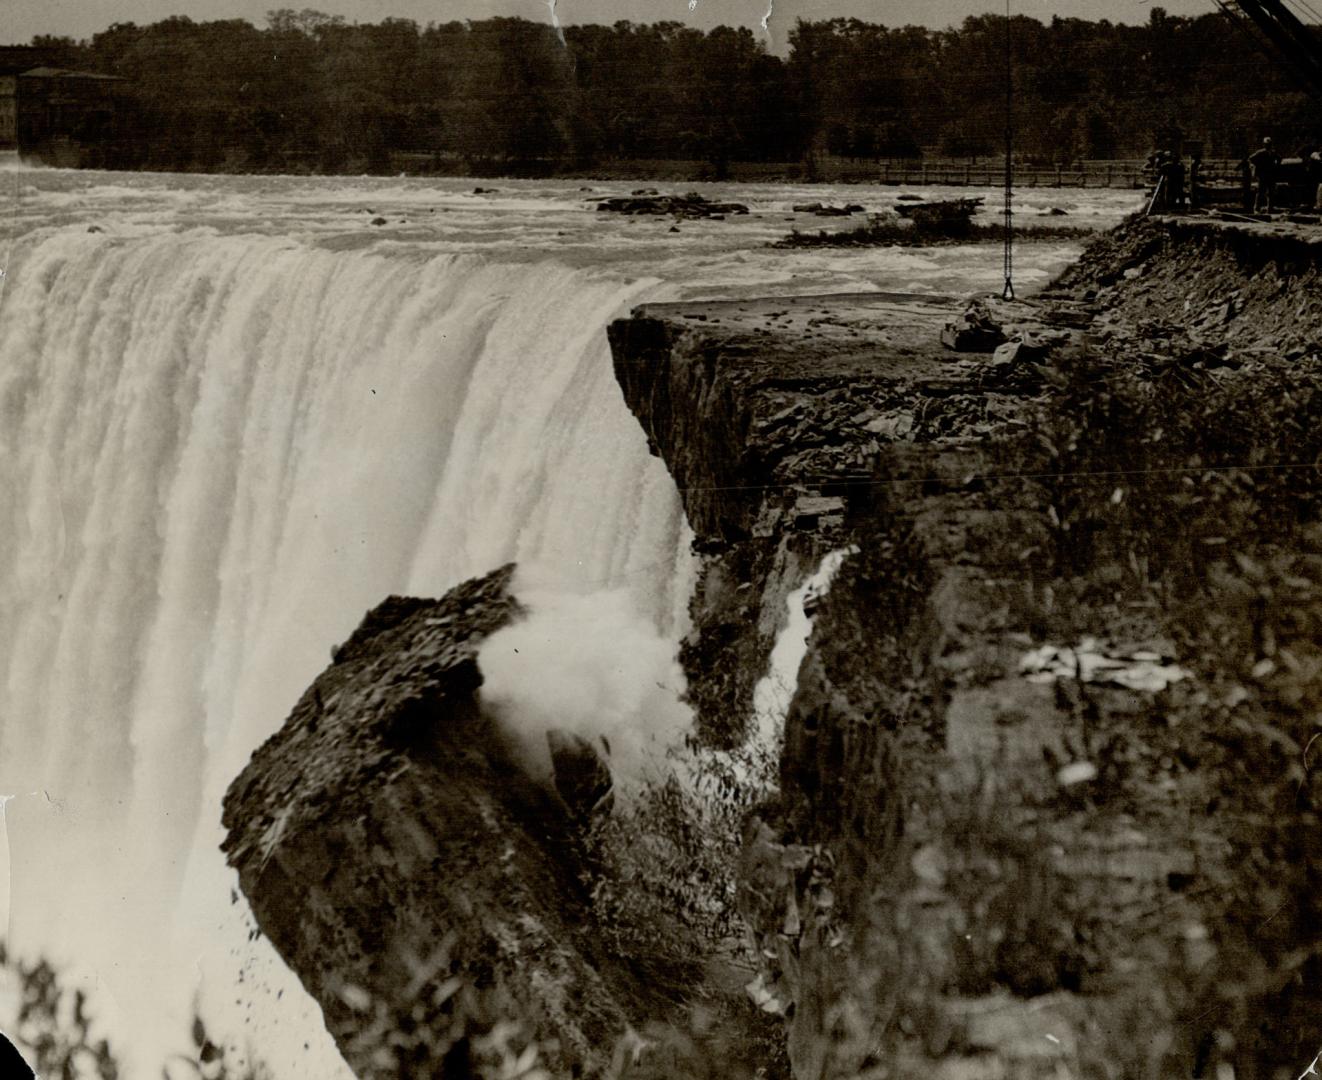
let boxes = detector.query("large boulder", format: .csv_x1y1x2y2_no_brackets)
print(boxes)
221,566,651,1078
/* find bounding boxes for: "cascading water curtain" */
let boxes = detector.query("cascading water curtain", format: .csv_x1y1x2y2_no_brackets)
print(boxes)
0,227,693,1074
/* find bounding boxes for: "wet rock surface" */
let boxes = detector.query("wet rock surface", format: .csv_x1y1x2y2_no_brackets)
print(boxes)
791,202,866,216
593,192,750,218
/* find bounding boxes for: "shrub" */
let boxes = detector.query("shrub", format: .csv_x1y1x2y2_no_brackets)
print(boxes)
1023,343,1322,1078
588,732,778,967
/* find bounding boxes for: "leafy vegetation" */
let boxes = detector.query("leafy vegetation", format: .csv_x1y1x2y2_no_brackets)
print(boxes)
1019,344,1322,1077
0,941,572,1079
0,946,119,1079
327,937,558,1080
25,7,1322,174
0,944,271,1080
589,734,777,961
761,310,1322,1077
315,731,789,1080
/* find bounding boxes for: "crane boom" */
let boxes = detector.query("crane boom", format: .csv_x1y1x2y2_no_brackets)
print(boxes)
1216,0,1322,99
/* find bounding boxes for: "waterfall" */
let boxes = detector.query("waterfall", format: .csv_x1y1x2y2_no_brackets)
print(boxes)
0,225,693,1075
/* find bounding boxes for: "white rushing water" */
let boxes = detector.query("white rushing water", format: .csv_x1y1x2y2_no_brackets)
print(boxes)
0,219,692,1077
0,166,1142,1076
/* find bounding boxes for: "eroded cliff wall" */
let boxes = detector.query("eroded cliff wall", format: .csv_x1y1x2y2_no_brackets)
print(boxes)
221,566,654,1078
607,292,1027,746
610,216,1322,1079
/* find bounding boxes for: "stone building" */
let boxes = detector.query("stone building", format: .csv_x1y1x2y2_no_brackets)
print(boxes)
0,47,125,165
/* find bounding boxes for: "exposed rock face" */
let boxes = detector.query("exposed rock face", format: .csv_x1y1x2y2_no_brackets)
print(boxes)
608,291,1086,744
610,217,1322,1079
791,202,866,216
221,216,1322,1080
594,192,750,218
546,730,614,825
610,292,1094,1076
1056,214,1322,357
221,566,652,1079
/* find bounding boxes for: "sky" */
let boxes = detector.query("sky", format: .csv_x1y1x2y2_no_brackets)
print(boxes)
7,0,1215,49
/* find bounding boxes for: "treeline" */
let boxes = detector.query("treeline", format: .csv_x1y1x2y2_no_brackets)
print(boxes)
28,6,1322,175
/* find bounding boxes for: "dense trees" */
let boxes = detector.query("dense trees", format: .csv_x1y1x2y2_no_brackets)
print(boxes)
36,8,1322,174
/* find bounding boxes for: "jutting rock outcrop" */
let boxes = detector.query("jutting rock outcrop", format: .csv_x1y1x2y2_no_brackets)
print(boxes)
222,566,653,1079
608,290,1077,746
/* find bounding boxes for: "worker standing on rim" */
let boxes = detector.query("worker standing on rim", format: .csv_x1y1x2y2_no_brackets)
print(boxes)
1165,151,1187,211
1249,136,1280,213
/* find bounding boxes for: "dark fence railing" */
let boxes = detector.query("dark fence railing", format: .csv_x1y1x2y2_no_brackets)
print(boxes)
877,159,1245,189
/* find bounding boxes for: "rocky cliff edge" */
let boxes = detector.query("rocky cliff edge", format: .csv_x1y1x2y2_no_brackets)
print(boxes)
611,216,1322,1079
222,566,660,1078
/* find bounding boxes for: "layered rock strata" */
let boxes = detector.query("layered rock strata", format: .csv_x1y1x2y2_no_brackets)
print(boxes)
608,291,1082,746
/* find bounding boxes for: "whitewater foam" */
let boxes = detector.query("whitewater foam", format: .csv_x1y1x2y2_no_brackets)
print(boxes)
0,225,691,1075
479,582,693,791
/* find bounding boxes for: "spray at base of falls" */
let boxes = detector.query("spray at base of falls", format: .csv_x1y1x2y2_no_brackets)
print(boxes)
0,226,693,1075
479,547,853,828
618,543,858,882
479,580,694,793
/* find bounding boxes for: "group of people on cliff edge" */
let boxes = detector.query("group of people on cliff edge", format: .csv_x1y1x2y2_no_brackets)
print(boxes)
1148,135,1322,216
1148,149,1201,212
1241,136,1322,214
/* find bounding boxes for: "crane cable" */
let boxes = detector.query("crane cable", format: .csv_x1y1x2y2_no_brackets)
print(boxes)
1213,0,1322,95
1002,0,1015,301
1284,0,1322,29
